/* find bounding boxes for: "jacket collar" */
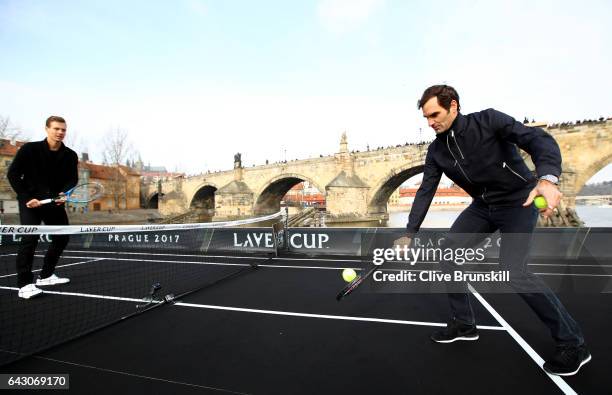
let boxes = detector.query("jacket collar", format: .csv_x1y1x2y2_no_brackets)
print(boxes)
41,138,66,153
449,112,467,134
435,112,466,140
435,129,450,139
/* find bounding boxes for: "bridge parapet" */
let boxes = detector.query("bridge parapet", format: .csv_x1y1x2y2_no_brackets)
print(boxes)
152,121,610,226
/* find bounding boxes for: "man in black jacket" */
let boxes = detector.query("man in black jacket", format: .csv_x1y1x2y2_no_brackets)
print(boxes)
7,116,78,299
396,85,589,376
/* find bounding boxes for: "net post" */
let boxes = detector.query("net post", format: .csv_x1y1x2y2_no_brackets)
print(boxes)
284,206,289,253
271,222,280,258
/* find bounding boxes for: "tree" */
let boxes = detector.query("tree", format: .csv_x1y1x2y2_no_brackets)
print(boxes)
63,129,88,157
0,115,24,141
101,127,133,210
0,116,27,202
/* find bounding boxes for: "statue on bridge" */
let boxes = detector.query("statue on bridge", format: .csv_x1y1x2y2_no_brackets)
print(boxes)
234,152,242,168
339,131,348,153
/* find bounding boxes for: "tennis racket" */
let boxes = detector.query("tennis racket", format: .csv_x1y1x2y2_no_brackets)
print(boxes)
336,265,380,301
336,229,387,301
39,182,105,205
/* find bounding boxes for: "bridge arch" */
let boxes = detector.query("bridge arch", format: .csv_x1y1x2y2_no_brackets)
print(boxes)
367,163,425,215
189,183,218,211
254,173,325,215
576,152,612,195
146,192,160,209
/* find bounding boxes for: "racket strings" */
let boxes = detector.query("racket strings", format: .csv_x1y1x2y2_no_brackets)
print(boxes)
68,183,104,202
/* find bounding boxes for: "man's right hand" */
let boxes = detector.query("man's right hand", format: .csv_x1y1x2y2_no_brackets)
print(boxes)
393,235,412,249
26,199,41,208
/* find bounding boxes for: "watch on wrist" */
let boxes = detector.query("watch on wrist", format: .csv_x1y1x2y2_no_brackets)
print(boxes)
539,175,559,185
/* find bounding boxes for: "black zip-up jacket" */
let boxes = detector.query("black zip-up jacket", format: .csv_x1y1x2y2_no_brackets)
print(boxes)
7,138,79,203
406,108,561,234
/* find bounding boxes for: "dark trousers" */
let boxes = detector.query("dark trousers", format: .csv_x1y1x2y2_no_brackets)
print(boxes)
16,202,69,287
443,200,584,346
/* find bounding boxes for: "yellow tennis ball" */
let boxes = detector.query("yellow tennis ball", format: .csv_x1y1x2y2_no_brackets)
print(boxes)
534,196,548,209
342,268,357,282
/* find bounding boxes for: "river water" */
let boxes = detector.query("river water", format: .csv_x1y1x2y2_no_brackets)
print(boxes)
327,206,612,228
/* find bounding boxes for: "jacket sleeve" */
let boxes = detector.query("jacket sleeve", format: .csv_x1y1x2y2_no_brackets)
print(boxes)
485,108,562,178
6,144,34,202
406,146,442,234
61,151,79,192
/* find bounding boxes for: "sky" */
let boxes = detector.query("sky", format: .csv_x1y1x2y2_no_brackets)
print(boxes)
1,0,611,181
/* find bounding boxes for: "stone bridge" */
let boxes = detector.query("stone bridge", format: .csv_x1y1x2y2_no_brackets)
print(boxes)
143,120,612,224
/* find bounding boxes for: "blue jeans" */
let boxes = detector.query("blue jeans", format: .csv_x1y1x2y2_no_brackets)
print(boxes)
443,200,584,346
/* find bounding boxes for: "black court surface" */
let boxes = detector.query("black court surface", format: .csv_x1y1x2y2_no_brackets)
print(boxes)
1,247,610,394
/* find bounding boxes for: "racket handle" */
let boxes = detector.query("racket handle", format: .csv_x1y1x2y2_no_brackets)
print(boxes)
39,198,53,205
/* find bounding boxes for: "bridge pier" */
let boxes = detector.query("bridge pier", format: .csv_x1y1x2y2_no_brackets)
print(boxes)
324,170,374,222
325,133,380,223
538,197,584,227
214,166,255,220
534,169,584,227
158,178,188,216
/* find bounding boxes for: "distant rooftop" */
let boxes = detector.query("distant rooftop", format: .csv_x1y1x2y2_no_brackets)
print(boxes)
0,138,26,157
144,166,167,172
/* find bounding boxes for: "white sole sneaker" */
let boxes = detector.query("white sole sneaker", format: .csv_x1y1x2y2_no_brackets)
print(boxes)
18,285,43,299
546,354,592,376
433,335,480,343
36,275,70,286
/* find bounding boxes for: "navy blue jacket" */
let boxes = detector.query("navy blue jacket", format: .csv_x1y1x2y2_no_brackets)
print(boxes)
406,109,561,234
7,139,78,203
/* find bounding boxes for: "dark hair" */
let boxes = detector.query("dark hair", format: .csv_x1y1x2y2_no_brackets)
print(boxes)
418,85,460,112
45,116,66,127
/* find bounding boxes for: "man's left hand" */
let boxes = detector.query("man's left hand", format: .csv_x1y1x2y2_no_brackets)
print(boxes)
523,180,562,218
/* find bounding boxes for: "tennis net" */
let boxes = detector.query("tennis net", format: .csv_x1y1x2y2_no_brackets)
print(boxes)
0,211,287,366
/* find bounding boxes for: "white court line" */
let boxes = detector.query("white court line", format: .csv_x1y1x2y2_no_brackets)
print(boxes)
174,301,506,330
388,268,612,278
59,250,612,268
266,266,612,278
33,255,364,272
468,284,577,395
535,272,612,277
61,249,362,263
32,254,249,267
0,286,152,303
377,268,612,278
0,285,505,330
18,254,610,278
531,263,612,267
260,264,361,270
0,258,106,279
4,254,354,274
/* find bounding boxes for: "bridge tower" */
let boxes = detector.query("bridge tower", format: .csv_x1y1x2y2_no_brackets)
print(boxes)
325,132,372,222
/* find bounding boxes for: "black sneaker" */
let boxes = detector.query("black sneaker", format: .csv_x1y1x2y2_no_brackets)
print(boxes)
431,319,479,343
543,344,591,376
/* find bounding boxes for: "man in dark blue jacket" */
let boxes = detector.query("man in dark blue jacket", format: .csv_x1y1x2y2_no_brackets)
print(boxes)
398,85,589,376
7,116,78,299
